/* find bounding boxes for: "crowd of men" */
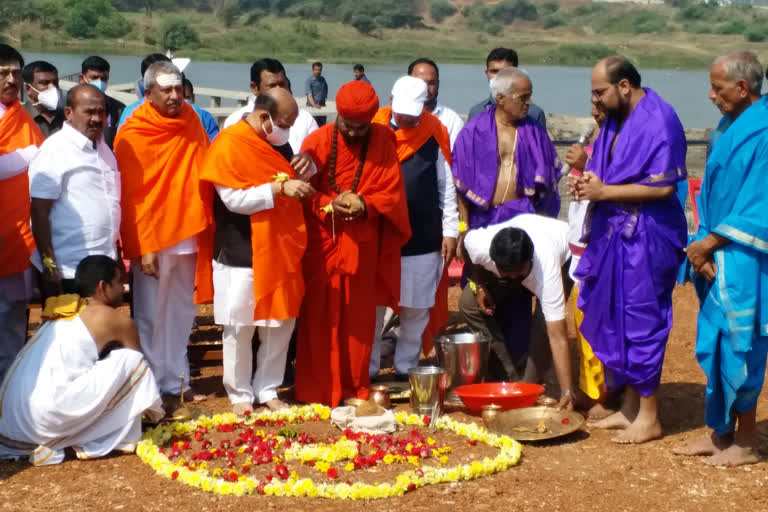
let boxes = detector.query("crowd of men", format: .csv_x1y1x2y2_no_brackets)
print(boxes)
0,42,766,469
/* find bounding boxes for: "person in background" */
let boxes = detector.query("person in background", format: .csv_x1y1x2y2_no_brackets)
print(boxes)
223,58,318,156
22,60,65,137
563,105,610,418
0,43,45,382
183,77,195,103
29,85,120,304
305,61,328,125
79,55,125,149
572,56,687,444
369,76,458,380
353,64,370,83
408,57,464,148
118,53,219,142
114,61,212,410
467,48,546,129
674,52,768,466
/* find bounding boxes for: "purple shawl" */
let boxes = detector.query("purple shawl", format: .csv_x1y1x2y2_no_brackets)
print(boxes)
452,107,561,228
575,88,687,396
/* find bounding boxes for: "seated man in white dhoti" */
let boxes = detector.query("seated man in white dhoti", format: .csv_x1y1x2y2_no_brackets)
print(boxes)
0,255,163,466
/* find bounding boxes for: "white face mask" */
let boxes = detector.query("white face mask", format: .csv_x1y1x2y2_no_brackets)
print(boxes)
32,86,60,111
264,113,290,146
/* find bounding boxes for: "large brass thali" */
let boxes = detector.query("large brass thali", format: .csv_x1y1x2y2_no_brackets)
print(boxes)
487,406,585,441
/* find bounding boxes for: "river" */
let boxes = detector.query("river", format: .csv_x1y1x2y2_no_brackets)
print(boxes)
26,52,722,128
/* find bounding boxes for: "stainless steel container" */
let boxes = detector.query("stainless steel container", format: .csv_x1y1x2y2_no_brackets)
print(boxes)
434,331,490,394
408,366,448,416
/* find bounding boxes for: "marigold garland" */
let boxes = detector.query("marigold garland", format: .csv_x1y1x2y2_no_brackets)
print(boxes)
137,404,522,500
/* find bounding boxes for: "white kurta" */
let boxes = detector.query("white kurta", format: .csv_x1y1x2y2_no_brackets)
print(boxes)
212,183,295,405
0,316,163,466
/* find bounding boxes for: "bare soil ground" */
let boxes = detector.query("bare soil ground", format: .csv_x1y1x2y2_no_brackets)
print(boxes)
3,284,768,512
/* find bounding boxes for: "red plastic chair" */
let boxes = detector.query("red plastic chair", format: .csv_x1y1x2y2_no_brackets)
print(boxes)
688,178,702,228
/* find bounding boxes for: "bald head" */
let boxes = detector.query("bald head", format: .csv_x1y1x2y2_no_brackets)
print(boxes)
248,86,298,145
65,84,106,144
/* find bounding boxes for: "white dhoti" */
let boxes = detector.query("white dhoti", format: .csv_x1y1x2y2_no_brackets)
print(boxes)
370,252,442,377
0,316,163,466
213,261,294,405
132,252,197,395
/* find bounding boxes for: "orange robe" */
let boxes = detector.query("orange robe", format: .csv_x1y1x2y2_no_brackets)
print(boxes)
113,101,213,302
196,121,307,319
371,108,453,355
0,100,45,278
295,123,411,406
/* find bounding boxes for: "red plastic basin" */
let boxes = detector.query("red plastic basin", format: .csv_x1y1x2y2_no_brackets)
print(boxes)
453,382,545,413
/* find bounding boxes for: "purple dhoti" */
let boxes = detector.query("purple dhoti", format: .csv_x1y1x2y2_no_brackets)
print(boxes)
453,107,561,358
575,88,687,396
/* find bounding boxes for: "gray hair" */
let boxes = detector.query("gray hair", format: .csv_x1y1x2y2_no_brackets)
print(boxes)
713,52,763,96
143,61,182,91
492,67,532,98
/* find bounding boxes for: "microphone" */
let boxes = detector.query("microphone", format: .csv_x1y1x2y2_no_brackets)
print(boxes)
562,124,596,177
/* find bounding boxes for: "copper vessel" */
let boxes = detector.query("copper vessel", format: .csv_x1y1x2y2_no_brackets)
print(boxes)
370,385,392,409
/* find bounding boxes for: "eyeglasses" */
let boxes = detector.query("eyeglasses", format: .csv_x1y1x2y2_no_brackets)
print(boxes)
0,66,21,80
510,92,532,103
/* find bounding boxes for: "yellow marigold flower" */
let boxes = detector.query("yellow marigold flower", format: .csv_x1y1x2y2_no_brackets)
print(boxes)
427,437,436,446
440,455,449,465
345,462,355,472
382,454,395,464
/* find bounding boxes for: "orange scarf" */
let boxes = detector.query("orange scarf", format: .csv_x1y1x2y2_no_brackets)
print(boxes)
114,101,212,260
197,121,307,319
372,107,452,166
0,100,45,278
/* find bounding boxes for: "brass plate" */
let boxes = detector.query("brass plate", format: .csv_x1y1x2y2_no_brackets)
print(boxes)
489,406,585,441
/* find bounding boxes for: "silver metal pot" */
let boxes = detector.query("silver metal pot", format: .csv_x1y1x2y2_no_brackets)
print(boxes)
434,331,490,395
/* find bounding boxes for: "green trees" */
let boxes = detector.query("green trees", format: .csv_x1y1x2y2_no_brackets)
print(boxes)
160,19,201,50
65,0,133,38
430,0,457,23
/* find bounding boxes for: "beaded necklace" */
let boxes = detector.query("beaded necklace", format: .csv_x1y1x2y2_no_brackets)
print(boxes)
329,125,369,194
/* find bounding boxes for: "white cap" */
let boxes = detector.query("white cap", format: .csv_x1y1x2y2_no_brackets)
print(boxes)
391,76,427,117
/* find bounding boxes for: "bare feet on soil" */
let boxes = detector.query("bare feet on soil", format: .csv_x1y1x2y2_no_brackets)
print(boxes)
588,410,634,430
264,398,290,410
611,418,662,444
232,402,252,416
586,402,616,420
673,432,729,456
704,444,759,467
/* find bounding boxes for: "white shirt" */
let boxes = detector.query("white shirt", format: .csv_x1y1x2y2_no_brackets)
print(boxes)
567,200,589,281
432,103,465,150
223,95,319,155
28,123,121,278
464,214,570,322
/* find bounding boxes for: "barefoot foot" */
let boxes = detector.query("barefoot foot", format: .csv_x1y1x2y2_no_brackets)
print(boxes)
704,444,759,467
588,410,633,430
673,432,730,456
182,389,209,403
232,402,253,416
586,402,616,420
264,398,290,411
611,418,662,444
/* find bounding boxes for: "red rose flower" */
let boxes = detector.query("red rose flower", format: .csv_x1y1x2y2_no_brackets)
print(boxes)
171,471,179,480
327,467,339,479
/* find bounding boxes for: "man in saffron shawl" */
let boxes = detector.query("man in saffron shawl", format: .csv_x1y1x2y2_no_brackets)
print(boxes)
0,44,45,381
198,88,315,414
295,81,411,407
454,67,561,381
572,57,687,444
114,61,212,408
369,76,458,379
674,52,768,466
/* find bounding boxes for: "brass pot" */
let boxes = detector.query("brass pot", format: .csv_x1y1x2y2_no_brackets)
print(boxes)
481,404,502,430
370,385,391,409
